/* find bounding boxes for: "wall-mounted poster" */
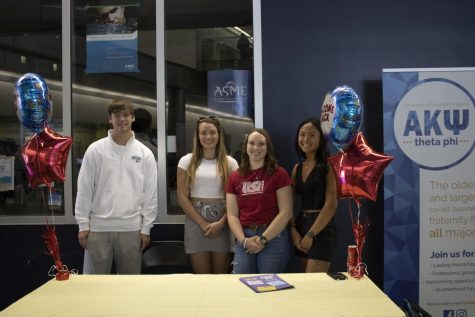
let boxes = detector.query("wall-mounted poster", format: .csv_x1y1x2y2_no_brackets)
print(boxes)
0,156,14,192
207,70,253,118
85,2,139,73
383,68,475,317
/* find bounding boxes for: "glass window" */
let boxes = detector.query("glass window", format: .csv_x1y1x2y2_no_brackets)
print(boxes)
71,0,157,209
164,0,255,217
0,0,260,222
0,1,63,216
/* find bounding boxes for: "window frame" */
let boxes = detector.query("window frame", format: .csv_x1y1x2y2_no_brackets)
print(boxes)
0,0,263,225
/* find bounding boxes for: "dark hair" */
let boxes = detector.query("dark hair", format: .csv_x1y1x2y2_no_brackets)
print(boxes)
108,99,134,116
294,117,329,163
238,128,278,175
133,108,152,132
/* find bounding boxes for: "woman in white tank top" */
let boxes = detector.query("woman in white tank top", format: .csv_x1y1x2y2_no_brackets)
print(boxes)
177,116,238,273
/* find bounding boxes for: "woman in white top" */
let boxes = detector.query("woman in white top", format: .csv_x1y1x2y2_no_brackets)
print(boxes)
177,116,238,273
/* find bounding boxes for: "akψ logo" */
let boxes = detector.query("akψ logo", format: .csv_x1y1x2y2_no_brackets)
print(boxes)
394,78,474,170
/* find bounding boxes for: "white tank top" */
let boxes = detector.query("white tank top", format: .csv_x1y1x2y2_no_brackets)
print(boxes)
177,153,238,198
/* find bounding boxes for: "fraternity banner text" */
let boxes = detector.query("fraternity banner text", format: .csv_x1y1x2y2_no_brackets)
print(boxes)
383,68,475,317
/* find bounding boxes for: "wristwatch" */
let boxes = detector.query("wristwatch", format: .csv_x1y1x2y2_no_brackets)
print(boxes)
306,230,316,239
259,234,269,246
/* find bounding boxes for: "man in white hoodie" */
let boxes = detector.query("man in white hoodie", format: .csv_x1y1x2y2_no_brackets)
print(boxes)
75,99,158,274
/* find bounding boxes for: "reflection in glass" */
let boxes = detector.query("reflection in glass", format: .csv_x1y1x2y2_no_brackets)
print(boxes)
165,0,254,215
0,1,64,216
71,0,157,210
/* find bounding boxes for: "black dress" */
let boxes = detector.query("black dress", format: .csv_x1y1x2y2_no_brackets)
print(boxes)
294,163,337,261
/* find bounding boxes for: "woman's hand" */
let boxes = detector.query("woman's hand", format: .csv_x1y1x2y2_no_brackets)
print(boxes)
300,235,314,253
204,220,225,238
290,227,306,253
199,220,211,232
245,236,264,254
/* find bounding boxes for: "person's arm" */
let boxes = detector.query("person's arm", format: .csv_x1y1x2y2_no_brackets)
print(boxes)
289,164,298,230
301,167,338,250
75,148,96,248
139,152,158,250
176,167,209,231
226,192,263,253
204,157,240,237
226,192,244,244
260,184,293,243
289,164,305,252
203,157,238,237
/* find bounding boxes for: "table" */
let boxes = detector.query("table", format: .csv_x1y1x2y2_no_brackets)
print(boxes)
0,273,404,317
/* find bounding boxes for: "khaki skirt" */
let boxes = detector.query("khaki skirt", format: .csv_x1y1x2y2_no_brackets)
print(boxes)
184,200,233,254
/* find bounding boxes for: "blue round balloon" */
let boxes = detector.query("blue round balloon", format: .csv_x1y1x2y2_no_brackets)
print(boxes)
14,73,52,133
321,85,363,151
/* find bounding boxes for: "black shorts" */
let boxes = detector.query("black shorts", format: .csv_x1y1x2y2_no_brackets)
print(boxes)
294,212,337,261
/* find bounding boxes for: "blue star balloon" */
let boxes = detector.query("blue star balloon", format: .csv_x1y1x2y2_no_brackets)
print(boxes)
14,73,52,133
321,85,363,151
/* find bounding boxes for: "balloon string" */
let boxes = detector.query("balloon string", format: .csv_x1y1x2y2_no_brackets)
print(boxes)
349,153,354,198
42,187,72,281
348,199,353,224
33,131,42,186
48,265,77,277
357,203,361,226
349,262,368,279
40,187,48,221
48,188,56,225
341,148,362,206
40,187,57,227
34,130,53,190
343,151,355,200
338,154,348,199
348,199,362,226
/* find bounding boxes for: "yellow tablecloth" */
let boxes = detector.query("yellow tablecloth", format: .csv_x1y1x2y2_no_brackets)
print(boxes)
1,273,404,317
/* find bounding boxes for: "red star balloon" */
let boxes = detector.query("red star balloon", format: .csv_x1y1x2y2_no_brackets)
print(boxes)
21,126,73,188
328,132,393,202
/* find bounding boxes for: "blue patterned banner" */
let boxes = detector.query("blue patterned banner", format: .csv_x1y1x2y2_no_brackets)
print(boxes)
383,68,475,317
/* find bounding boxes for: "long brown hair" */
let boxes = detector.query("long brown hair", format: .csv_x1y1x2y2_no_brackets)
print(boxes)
187,117,232,188
238,128,278,175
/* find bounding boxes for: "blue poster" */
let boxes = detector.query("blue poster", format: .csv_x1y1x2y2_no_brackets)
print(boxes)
86,4,139,73
383,68,475,317
207,70,253,117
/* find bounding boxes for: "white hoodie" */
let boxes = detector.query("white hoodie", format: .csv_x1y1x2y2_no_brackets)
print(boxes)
75,130,157,235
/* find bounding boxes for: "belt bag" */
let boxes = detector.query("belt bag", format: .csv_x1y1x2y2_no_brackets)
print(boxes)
195,201,226,222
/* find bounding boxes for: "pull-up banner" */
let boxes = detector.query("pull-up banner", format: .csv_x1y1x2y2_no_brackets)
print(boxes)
383,68,475,317
207,70,253,117
86,3,139,73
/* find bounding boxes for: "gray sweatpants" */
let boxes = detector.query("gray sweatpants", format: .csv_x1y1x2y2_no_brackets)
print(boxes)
83,231,142,274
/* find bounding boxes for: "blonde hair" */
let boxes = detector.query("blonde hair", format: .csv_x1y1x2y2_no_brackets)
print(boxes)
187,117,232,189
